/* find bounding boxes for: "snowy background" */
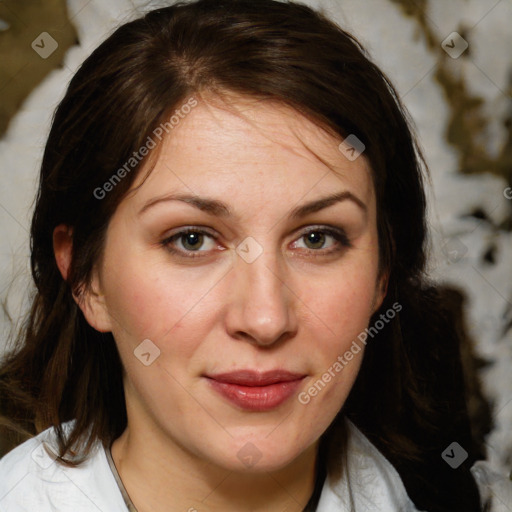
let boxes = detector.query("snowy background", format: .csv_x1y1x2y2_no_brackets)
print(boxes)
0,0,511,479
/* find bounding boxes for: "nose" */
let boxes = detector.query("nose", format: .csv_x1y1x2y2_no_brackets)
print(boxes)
225,246,298,347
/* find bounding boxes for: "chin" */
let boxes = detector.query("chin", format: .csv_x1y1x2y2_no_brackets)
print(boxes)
204,433,314,474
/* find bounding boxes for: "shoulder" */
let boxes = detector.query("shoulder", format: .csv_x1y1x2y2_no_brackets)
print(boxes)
317,419,423,511
0,424,127,511
319,419,512,512
471,459,512,512
345,419,422,511
0,428,55,506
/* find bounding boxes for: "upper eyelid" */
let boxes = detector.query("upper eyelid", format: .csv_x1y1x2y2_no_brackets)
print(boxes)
165,224,345,239
164,226,218,239
164,225,348,249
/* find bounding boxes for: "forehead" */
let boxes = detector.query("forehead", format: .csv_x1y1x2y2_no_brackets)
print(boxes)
128,94,374,213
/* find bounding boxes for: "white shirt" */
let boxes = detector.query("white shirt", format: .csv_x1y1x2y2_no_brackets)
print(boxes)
0,420,510,511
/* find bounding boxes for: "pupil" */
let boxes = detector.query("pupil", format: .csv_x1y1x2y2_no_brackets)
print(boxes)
306,232,325,248
184,232,202,250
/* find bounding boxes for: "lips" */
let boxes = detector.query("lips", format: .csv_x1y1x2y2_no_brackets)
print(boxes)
205,370,306,411
208,369,305,386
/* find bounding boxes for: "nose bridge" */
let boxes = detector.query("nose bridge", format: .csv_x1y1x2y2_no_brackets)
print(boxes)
227,240,296,345
245,248,283,300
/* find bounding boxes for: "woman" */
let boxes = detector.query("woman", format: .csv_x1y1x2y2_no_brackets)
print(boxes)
0,0,509,510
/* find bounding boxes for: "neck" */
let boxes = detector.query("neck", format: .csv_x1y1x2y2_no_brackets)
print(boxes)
111,421,318,512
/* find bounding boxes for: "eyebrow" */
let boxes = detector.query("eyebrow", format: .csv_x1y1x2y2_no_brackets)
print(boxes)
138,190,367,219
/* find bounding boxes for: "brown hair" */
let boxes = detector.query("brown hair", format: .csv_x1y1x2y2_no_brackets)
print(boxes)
0,1,482,510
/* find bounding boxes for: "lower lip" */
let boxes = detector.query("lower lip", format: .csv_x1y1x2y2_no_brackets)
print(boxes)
206,378,304,411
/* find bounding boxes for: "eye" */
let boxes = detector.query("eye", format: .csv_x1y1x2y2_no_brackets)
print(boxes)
161,225,351,259
292,226,351,254
161,228,218,257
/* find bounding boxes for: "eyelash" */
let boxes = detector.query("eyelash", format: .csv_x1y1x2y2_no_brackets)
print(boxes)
160,226,351,259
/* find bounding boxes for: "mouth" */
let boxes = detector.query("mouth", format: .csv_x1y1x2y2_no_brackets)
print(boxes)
204,370,306,411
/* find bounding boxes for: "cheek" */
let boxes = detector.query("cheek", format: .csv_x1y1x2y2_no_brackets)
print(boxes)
100,243,228,365
296,258,379,411
305,263,379,340
296,278,372,431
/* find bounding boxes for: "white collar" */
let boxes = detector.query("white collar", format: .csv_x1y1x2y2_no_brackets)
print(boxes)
316,419,422,511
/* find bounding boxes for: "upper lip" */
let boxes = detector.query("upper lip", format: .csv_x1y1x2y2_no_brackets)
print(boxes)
205,370,306,386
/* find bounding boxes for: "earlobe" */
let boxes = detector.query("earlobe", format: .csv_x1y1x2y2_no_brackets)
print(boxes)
52,224,112,333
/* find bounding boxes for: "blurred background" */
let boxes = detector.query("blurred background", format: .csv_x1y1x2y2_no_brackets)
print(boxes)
0,0,511,479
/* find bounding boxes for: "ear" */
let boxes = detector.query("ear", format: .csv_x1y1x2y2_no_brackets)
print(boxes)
53,224,73,281
371,270,389,314
53,224,113,333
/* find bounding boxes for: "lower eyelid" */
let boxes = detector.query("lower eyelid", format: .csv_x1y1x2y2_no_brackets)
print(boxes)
162,227,350,257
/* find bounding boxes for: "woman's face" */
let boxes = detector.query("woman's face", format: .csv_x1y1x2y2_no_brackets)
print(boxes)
86,95,386,472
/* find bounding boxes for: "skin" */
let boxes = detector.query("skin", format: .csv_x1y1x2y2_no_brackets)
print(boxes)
54,94,387,512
